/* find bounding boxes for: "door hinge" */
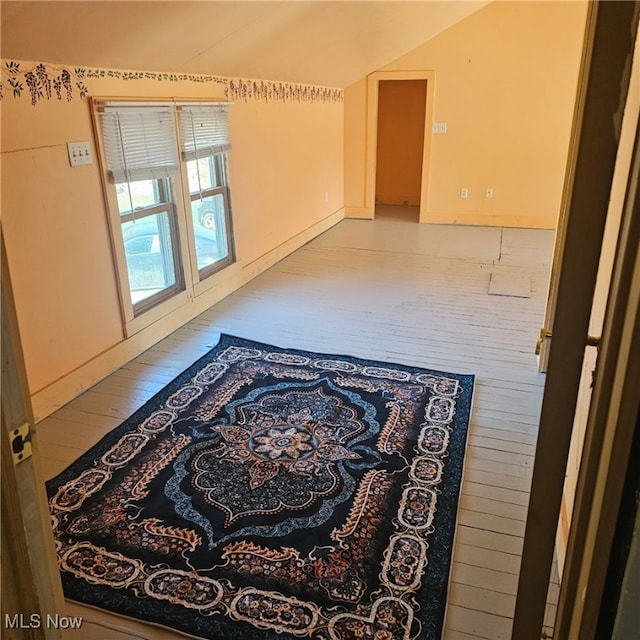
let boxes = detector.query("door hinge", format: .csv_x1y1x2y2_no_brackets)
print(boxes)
586,334,602,347
535,327,552,356
535,328,601,355
10,422,32,465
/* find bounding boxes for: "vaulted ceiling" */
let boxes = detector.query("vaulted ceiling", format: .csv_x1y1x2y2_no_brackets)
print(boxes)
1,1,489,88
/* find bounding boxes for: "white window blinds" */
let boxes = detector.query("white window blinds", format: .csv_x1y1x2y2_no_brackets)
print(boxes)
178,104,231,161
100,106,180,183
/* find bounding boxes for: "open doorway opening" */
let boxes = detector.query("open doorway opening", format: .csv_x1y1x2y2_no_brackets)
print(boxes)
374,79,427,223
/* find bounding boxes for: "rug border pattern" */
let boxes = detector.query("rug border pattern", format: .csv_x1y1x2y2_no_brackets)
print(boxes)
47,334,475,640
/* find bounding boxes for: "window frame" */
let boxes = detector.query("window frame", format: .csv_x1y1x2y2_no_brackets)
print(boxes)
182,153,235,284
90,98,235,336
119,186,184,316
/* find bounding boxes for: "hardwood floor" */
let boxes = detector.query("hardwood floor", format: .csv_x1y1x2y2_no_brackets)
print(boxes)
36,206,558,639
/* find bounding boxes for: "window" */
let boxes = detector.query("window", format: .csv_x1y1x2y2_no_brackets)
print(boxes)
178,105,233,277
95,101,234,325
120,178,181,308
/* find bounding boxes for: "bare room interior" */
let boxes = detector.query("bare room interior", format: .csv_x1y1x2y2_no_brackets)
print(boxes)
2,2,639,640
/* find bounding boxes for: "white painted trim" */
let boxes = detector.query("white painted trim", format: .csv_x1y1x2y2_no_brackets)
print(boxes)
30,208,345,422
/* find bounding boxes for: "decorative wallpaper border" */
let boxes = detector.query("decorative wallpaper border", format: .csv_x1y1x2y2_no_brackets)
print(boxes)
0,60,343,106
2,61,86,105
227,78,342,104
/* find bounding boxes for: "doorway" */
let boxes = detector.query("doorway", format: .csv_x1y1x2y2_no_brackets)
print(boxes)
365,70,435,223
375,79,427,222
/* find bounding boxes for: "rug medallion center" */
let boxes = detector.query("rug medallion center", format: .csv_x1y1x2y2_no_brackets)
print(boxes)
249,423,317,461
168,384,383,547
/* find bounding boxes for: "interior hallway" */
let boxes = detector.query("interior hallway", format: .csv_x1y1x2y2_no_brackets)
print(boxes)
36,209,558,639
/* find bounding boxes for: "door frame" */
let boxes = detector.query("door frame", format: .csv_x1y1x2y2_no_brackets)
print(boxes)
1,227,67,638
558,106,640,640
513,2,640,637
365,70,435,222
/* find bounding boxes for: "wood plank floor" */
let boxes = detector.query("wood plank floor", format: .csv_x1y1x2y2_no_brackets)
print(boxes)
36,206,558,639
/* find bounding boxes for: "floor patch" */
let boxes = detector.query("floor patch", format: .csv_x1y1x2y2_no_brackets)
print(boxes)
488,271,532,298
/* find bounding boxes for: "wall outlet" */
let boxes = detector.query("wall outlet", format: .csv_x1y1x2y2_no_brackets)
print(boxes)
460,187,469,199
67,141,93,167
485,187,494,198
432,122,447,134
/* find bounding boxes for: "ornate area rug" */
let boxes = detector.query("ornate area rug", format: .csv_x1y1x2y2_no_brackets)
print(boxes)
47,335,474,640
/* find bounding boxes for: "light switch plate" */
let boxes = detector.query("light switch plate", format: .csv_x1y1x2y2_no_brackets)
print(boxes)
432,122,447,134
67,141,93,166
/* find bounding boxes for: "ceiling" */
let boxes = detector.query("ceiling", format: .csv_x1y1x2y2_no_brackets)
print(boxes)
0,1,489,88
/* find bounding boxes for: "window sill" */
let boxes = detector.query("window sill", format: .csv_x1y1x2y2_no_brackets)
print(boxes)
123,289,191,338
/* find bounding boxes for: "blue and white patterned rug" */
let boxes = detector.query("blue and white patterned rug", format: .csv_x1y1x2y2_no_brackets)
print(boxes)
47,334,474,640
